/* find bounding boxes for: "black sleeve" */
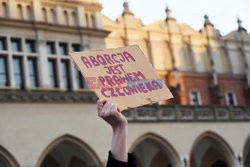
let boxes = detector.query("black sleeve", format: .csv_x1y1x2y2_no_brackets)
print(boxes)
106,151,136,167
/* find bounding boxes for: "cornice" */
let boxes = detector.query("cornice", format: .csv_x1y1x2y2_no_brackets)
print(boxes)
0,18,110,37
41,0,102,11
0,90,97,103
123,105,250,122
178,71,245,79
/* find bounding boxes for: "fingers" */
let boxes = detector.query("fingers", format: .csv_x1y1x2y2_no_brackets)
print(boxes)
110,103,117,115
97,99,107,105
99,101,119,117
99,101,112,117
97,99,107,115
97,99,120,119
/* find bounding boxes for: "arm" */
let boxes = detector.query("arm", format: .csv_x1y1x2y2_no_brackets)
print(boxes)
97,99,128,162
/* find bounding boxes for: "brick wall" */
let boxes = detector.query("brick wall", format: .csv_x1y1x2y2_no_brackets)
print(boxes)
159,71,250,106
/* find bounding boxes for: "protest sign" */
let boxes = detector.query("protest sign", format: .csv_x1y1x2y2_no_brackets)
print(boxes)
69,45,173,111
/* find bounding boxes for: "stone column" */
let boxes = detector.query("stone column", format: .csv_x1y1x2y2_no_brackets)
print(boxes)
80,34,90,51
8,0,17,19
55,41,63,89
56,6,64,25
95,12,103,29
32,0,42,21
36,31,51,89
77,6,86,27
21,37,28,90
7,35,15,88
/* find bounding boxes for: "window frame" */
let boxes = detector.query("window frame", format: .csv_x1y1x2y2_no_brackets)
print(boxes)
13,56,24,89
189,90,202,106
225,91,238,106
72,43,81,52
25,39,36,53
75,70,85,89
46,41,56,55
58,42,68,56
27,57,39,88
0,36,7,51
61,59,71,90
11,38,22,52
48,59,58,88
0,56,9,87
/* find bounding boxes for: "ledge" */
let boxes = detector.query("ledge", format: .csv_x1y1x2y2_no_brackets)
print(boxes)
0,90,98,103
0,18,110,37
123,105,250,122
1,90,250,122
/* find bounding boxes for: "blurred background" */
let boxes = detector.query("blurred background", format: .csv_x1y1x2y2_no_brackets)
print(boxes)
0,0,249,167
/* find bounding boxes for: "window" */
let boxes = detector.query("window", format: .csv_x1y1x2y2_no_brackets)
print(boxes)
25,40,36,53
61,60,71,90
0,37,7,50
28,58,38,87
76,70,85,89
0,56,8,86
226,92,237,106
13,57,24,89
11,38,22,52
190,91,202,105
72,44,81,52
48,59,58,88
46,42,56,55
59,43,68,55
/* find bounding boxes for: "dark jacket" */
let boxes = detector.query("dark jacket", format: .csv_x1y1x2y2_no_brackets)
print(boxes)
106,151,136,167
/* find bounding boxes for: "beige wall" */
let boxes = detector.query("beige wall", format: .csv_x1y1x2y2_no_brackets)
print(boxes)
0,103,249,167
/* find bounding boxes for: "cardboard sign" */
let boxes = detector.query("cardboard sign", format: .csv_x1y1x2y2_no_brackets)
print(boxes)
69,45,173,111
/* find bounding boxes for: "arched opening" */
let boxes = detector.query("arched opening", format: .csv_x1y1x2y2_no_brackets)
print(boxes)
63,11,69,25
1,2,8,18
37,134,102,167
47,8,56,24
91,14,96,28
0,145,19,167
85,13,89,27
42,8,47,22
26,5,32,20
17,4,23,20
243,136,250,167
50,9,56,23
190,131,236,167
130,133,181,167
70,11,77,26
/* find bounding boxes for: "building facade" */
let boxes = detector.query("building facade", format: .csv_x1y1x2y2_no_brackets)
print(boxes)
103,3,250,106
0,0,250,167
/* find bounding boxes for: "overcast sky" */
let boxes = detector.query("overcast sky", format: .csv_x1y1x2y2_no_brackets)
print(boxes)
99,0,250,35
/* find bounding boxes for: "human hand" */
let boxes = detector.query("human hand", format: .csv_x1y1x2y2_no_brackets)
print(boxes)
97,99,127,131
